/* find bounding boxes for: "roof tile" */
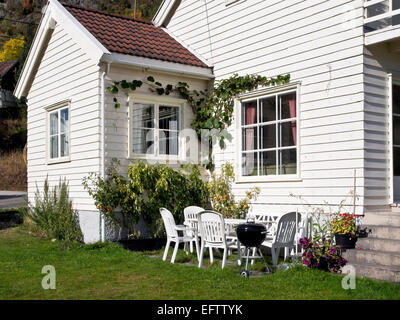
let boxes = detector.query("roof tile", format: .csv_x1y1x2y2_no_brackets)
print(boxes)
62,3,210,69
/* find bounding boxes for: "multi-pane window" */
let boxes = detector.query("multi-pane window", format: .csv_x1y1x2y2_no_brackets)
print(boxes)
241,90,297,177
131,102,180,157
48,106,69,161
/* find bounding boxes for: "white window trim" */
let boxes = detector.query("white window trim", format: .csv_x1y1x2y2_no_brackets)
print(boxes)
389,74,400,203
45,100,71,165
235,83,302,183
128,93,186,161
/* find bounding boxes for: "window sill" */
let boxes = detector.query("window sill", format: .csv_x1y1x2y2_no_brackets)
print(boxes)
236,175,302,184
47,157,71,165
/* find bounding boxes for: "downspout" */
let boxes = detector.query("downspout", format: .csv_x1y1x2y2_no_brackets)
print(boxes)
100,62,111,242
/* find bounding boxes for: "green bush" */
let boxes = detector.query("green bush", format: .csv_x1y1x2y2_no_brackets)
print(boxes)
83,159,209,238
28,177,82,247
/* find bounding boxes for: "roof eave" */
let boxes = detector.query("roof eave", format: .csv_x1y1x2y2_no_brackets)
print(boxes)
102,52,214,80
152,0,179,27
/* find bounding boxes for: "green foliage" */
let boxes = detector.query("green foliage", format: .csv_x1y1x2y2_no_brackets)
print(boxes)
330,212,358,236
208,163,260,219
83,159,210,238
108,73,291,170
299,237,347,273
28,177,82,248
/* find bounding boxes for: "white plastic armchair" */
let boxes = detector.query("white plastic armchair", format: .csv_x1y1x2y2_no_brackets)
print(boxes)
261,211,301,268
159,207,198,264
183,206,204,258
197,210,238,269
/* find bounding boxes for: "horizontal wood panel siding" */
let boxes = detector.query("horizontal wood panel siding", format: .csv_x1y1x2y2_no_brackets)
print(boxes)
26,23,101,211
104,65,209,177
167,0,368,214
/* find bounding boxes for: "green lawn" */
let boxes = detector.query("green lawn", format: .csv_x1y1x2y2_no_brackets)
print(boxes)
0,226,399,300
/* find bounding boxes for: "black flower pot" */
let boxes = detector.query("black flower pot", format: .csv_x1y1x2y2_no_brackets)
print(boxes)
334,233,357,249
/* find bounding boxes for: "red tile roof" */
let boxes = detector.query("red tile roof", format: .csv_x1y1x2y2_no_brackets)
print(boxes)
0,60,18,77
62,3,210,69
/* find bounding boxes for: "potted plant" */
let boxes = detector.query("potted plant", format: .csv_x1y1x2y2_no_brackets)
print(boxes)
299,237,347,273
330,213,358,249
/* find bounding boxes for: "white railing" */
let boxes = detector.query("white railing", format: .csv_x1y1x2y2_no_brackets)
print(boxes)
364,0,400,33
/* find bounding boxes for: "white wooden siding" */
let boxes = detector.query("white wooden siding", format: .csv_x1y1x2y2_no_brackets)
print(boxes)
104,65,210,177
26,22,101,211
167,0,368,214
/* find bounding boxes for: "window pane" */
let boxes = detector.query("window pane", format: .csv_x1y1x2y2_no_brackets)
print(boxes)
50,112,58,135
159,106,179,131
132,103,154,128
279,121,297,147
159,130,178,155
260,97,276,123
260,124,276,149
242,127,257,151
50,136,58,159
394,85,400,115
279,149,297,175
60,133,69,157
242,152,258,176
132,128,154,154
260,151,276,176
60,108,68,133
242,100,257,125
280,92,296,120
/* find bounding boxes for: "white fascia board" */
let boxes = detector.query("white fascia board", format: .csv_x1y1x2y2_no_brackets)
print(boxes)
161,27,213,68
102,53,214,80
152,0,176,27
14,4,54,98
49,0,110,60
14,0,110,98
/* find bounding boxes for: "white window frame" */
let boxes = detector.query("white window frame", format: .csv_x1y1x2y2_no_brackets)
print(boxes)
235,83,301,183
45,100,71,164
128,93,186,161
388,74,400,203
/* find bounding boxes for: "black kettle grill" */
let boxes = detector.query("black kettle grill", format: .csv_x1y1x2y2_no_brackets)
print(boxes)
236,221,271,277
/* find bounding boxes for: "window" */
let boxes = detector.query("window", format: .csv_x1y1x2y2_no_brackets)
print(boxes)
129,96,183,159
47,103,70,162
240,89,298,178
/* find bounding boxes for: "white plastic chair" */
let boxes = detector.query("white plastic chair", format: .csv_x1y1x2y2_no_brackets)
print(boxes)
159,207,198,264
197,210,239,269
261,211,301,268
183,206,204,258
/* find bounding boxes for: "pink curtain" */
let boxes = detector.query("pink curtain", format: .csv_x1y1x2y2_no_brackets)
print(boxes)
288,95,297,145
245,102,256,175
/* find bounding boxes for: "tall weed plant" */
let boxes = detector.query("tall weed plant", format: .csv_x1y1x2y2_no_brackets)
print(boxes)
29,177,82,248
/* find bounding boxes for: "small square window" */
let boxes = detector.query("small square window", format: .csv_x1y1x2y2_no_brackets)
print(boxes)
47,103,70,163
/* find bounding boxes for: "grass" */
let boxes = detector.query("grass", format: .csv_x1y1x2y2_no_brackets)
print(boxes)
0,226,399,300
0,149,27,191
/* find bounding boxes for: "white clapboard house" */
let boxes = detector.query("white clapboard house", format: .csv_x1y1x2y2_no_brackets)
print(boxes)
14,0,400,280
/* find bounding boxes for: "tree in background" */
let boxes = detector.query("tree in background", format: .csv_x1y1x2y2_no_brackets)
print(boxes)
0,37,24,62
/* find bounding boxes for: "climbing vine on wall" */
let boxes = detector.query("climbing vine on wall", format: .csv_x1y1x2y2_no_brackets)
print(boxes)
107,73,291,171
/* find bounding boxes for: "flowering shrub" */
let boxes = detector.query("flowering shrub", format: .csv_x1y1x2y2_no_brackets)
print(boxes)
300,237,347,273
83,159,209,238
330,213,358,236
208,163,260,219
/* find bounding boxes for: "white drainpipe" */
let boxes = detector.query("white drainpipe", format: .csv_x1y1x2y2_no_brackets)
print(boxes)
100,62,110,242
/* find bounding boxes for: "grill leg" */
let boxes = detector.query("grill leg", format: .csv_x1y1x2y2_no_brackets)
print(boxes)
245,247,250,272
